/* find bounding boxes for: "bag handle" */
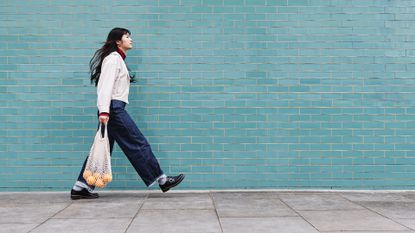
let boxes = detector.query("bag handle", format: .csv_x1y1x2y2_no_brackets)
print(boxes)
100,122,107,139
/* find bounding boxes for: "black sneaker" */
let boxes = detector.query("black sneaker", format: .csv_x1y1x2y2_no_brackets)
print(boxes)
70,188,99,200
159,174,185,193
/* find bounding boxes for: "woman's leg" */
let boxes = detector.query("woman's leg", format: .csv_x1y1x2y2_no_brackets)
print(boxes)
108,102,165,187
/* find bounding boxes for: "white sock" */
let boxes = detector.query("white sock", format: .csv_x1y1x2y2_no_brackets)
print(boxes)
158,174,167,185
73,181,94,192
72,184,82,191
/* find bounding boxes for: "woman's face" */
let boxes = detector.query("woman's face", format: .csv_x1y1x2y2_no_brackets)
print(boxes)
117,33,133,51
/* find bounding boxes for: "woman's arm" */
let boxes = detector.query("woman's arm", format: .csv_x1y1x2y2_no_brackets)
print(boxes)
97,54,119,121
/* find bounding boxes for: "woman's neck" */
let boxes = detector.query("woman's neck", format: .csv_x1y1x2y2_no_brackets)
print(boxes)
117,48,127,60
118,47,127,54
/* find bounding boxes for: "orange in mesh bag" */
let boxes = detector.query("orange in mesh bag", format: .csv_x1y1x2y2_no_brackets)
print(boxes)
83,122,112,188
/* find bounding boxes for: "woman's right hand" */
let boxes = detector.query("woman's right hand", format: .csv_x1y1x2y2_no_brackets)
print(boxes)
99,115,109,124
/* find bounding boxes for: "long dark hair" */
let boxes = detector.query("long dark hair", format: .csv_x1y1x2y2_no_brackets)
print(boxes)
89,27,135,86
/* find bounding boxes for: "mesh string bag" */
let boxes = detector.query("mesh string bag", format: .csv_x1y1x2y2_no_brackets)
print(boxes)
83,122,112,188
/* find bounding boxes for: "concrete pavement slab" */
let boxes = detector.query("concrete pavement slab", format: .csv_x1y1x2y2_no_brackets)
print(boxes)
141,193,214,210
394,219,415,231
53,200,143,219
358,201,415,220
340,192,415,203
0,203,69,224
0,223,38,233
324,231,413,233
278,193,364,211
91,190,147,202
29,218,132,233
212,191,276,200
298,209,410,231
403,193,415,201
0,192,70,205
220,216,320,233
126,209,221,233
212,192,298,217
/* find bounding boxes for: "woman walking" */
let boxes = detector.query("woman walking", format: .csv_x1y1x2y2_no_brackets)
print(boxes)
71,27,185,199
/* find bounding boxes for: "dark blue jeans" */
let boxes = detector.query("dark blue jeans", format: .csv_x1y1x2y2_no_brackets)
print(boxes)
77,100,164,188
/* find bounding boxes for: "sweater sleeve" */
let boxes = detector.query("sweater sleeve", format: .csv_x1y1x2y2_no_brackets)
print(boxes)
97,55,119,114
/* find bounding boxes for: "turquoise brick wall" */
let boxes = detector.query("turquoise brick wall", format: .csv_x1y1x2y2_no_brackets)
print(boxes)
1,0,415,191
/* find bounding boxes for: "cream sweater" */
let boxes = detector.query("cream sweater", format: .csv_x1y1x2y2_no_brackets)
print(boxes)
97,51,130,113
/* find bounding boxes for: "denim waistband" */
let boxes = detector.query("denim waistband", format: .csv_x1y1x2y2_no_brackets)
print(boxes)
110,99,126,109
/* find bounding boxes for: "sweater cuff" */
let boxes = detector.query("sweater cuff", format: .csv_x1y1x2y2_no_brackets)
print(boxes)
99,112,110,117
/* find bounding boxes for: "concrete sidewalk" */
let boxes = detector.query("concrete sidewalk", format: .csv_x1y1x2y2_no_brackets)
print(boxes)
0,190,414,233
